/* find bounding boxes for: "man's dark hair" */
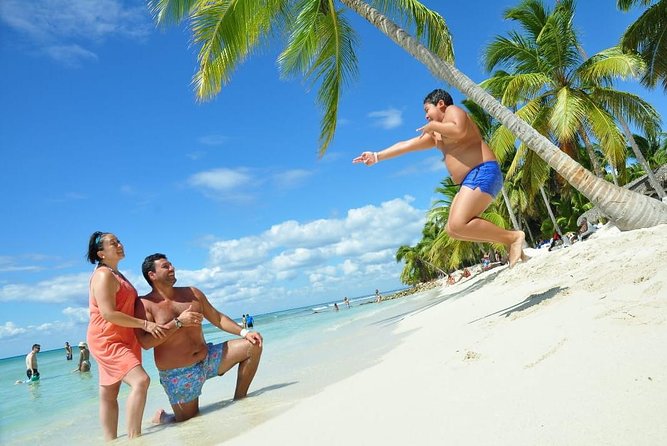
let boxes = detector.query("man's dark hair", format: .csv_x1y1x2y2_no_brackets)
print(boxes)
424,89,453,106
142,253,167,286
32,344,40,350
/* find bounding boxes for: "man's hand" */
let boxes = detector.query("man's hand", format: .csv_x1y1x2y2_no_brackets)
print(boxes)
416,122,442,143
178,305,204,327
244,331,263,348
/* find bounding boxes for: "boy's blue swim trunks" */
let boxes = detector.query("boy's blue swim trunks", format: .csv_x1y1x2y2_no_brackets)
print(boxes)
460,160,503,197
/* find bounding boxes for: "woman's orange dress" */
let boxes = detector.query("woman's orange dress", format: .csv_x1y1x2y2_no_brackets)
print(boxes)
87,268,142,385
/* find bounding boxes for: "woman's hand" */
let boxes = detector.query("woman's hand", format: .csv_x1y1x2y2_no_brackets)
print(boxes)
144,320,169,338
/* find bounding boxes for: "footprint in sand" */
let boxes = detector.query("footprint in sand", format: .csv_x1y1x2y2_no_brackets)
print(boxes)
463,350,480,361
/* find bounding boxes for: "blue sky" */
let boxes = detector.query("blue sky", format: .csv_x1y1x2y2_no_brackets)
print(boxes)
0,0,664,359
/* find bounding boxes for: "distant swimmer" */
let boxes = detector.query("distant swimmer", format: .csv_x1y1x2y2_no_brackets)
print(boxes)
74,342,91,372
25,344,41,381
65,341,73,360
343,297,350,308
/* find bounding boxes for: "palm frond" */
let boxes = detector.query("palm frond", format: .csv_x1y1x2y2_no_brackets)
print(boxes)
592,87,662,137
371,0,454,62
191,0,285,100
549,87,586,141
148,0,206,25
578,46,646,85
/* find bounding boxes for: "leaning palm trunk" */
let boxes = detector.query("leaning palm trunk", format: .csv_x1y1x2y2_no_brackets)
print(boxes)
579,128,604,178
501,185,521,231
618,118,666,199
540,186,562,236
342,0,667,230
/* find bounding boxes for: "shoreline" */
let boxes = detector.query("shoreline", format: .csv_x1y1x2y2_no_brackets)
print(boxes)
222,224,667,445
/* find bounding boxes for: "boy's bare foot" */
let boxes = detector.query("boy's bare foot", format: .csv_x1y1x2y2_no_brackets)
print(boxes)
509,231,526,268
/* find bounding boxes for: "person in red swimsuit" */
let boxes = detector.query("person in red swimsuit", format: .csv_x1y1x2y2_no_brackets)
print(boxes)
86,231,169,441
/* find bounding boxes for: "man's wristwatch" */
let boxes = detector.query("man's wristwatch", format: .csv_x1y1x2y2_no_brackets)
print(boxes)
174,317,183,329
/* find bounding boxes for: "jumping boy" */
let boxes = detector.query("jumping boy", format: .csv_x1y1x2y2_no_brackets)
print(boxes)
353,89,525,266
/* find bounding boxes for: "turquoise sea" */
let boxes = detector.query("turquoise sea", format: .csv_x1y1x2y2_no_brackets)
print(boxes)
1,288,444,445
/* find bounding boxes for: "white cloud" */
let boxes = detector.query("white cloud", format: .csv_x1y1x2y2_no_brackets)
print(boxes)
0,322,27,339
0,0,151,64
272,169,313,189
188,168,253,192
44,44,98,66
0,272,90,303
368,108,403,129
198,134,228,146
63,306,90,323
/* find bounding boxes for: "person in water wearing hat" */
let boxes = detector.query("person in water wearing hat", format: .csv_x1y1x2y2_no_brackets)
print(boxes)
74,342,91,372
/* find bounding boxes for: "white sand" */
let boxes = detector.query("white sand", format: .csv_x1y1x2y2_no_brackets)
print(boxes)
223,224,667,445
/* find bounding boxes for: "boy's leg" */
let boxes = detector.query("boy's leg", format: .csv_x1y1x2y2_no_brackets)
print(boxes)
217,339,263,400
446,186,525,266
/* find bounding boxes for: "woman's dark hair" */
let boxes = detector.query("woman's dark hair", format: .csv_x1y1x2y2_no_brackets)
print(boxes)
424,88,453,106
86,231,107,264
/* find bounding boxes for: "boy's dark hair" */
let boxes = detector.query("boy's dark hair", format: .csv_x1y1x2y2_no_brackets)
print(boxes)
424,89,453,106
142,253,167,285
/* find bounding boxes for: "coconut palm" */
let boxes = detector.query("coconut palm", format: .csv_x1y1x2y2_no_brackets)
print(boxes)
618,0,667,90
151,0,667,229
482,0,663,199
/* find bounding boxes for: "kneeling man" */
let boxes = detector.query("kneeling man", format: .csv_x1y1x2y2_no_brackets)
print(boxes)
135,253,263,423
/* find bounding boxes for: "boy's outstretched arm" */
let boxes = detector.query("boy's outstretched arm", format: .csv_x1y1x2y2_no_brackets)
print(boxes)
352,133,435,166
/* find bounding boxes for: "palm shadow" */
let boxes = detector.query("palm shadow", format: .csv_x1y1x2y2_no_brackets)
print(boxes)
469,286,566,324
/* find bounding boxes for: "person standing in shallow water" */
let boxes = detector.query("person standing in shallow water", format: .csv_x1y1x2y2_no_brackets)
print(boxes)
65,341,73,360
25,344,40,380
85,231,169,441
353,89,526,267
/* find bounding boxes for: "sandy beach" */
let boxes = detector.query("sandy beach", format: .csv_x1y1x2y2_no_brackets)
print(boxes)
222,224,667,445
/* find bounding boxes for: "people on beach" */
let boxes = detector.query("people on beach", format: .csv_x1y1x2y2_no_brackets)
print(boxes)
65,341,73,360
334,303,340,311
25,344,40,381
247,314,254,328
353,88,526,267
242,314,247,329
578,217,597,241
135,253,263,424
74,342,91,372
86,231,169,441
375,289,382,303
343,297,350,308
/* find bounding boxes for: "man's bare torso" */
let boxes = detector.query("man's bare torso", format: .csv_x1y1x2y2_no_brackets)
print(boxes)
140,287,209,370
435,105,497,184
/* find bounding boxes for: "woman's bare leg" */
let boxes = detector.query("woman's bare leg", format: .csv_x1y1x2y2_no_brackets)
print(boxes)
122,365,150,439
99,382,121,441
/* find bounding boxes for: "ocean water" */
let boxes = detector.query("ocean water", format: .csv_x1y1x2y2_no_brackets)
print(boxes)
0,289,443,445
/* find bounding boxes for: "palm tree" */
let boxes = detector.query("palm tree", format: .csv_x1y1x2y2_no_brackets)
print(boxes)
151,0,667,229
618,0,667,90
482,1,664,199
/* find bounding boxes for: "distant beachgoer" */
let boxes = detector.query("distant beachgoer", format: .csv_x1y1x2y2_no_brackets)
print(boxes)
65,341,73,360
135,253,263,424
548,231,562,251
374,289,382,303
353,88,526,267
447,275,456,285
578,217,597,241
334,303,339,311
74,342,91,372
247,314,254,328
86,231,168,441
25,344,40,381
242,314,247,329
343,297,350,308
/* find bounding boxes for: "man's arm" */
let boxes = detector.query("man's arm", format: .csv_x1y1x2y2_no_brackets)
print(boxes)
194,287,262,346
133,298,204,349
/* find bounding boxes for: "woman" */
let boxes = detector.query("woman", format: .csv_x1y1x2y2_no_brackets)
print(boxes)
74,341,91,372
86,231,168,440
